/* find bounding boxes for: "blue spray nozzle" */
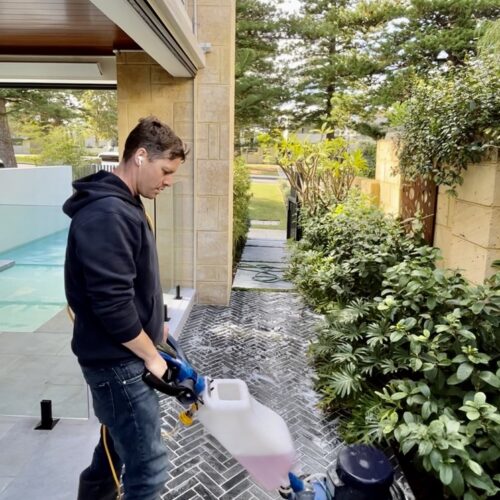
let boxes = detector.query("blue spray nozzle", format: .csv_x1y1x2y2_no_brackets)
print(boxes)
288,472,305,492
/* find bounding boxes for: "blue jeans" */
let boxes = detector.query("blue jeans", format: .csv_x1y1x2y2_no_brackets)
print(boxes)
82,359,168,500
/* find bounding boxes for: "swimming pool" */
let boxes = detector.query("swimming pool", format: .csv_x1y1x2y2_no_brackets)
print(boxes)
0,230,68,332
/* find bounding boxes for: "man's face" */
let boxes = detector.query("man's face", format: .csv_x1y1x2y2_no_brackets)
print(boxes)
138,154,182,199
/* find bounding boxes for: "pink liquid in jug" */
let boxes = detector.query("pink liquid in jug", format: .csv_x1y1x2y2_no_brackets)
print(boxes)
235,452,296,490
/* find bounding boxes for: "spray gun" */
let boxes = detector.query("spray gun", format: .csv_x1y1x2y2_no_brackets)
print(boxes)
142,337,205,405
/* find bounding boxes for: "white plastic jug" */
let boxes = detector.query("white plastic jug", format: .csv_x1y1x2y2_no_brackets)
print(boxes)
196,378,296,490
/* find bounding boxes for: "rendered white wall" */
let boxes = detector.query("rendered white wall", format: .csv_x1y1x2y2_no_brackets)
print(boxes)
0,166,73,252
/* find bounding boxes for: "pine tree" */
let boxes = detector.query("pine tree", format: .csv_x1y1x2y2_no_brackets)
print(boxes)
288,0,500,137
289,0,398,135
377,0,500,106
235,0,287,149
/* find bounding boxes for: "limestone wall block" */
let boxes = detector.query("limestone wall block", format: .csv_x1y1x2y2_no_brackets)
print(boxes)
451,201,499,248
197,5,232,46
127,102,174,125
218,196,229,231
152,81,193,102
197,196,219,230
172,176,194,196
197,282,229,305
196,0,225,5
197,123,209,160
174,230,194,251
379,181,400,216
196,265,228,282
436,188,451,227
198,85,230,123
219,122,231,160
197,231,228,265
175,246,193,265
456,163,500,207
173,102,194,121
117,65,152,102
156,230,175,288
376,138,400,182
174,195,194,230
448,236,500,284
175,264,194,284
141,198,155,225
353,177,380,205
434,225,452,267
208,123,220,159
220,43,234,86
155,192,174,231
151,65,175,84
172,121,194,142
197,160,229,196
199,49,221,84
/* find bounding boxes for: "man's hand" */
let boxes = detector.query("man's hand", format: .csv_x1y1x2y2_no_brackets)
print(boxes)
123,330,168,379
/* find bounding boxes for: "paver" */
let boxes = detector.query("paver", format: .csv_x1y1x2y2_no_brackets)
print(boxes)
159,291,414,499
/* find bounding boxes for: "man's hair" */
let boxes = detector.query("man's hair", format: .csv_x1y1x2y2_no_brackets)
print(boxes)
123,116,187,162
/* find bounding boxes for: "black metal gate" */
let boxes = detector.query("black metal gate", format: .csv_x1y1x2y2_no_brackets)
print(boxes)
286,190,302,241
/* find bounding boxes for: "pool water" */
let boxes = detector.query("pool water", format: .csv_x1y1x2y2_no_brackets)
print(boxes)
0,230,68,332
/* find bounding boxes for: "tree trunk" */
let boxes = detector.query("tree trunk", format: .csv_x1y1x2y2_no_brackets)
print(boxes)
0,97,17,167
326,36,337,140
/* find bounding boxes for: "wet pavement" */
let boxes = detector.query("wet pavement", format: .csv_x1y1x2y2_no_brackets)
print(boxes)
158,291,414,499
232,229,294,292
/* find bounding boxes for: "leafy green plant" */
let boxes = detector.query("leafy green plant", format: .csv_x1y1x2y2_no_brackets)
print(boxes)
38,125,89,169
310,257,500,498
232,156,252,261
397,56,500,190
259,126,368,216
287,192,421,310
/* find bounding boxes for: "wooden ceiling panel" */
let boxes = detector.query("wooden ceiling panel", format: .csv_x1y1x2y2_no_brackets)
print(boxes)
0,0,139,56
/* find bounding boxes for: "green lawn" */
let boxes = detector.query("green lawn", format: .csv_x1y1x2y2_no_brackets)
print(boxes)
249,181,286,230
248,164,279,176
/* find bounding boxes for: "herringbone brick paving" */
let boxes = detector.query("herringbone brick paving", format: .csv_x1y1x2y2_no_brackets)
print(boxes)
159,291,413,500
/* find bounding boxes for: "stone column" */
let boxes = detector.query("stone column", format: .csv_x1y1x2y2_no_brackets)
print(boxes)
194,0,235,305
116,0,235,305
375,135,401,216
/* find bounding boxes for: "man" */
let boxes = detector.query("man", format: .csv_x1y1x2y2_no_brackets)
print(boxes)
64,116,186,500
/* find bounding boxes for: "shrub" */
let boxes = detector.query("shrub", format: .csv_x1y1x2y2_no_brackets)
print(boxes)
38,126,89,169
287,192,421,311
397,56,500,190
310,257,500,498
232,156,252,261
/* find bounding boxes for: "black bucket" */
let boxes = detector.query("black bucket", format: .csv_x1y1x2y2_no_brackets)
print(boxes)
329,445,394,500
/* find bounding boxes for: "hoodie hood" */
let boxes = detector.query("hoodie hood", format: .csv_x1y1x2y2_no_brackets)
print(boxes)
63,170,141,218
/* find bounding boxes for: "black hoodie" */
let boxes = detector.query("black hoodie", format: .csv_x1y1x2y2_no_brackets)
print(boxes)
63,171,164,367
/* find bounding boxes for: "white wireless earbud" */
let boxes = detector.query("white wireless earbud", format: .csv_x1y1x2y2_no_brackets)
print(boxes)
138,156,143,167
